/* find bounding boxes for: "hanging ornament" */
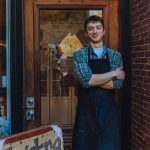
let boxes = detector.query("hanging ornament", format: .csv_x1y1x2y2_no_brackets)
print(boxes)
59,33,83,57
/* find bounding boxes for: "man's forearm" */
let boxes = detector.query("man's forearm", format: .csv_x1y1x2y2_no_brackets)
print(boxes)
100,80,114,89
88,71,115,87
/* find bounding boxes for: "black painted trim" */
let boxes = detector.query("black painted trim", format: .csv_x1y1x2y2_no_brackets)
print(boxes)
119,0,131,150
10,0,23,133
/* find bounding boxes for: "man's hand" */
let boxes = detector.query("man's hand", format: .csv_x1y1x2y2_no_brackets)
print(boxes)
113,67,125,80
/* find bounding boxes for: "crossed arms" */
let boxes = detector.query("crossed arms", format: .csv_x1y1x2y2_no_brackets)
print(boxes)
73,49,125,89
89,67,125,89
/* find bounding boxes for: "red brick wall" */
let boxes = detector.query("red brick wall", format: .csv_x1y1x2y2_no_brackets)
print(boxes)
131,0,150,149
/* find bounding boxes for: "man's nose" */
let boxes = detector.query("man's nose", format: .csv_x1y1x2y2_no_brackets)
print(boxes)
93,28,97,33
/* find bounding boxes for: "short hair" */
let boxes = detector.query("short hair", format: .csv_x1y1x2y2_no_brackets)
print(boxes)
84,15,104,32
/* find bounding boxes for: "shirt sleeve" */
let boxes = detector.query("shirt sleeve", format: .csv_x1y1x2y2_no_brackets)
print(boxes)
73,50,92,88
111,51,124,89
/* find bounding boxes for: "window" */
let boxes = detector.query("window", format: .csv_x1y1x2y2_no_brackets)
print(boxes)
0,0,10,138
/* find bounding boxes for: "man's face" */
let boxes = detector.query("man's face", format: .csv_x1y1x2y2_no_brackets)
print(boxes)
85,21,105,43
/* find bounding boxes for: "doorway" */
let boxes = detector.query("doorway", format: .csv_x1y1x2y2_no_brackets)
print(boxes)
24,1,119,149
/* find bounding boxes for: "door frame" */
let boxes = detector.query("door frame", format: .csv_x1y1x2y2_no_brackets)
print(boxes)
24,0,119,130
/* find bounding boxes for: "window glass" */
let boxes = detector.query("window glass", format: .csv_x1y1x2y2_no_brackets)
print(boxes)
0,0,10,139
39,9,103,124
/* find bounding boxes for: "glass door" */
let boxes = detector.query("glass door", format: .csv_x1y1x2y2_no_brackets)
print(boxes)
24,1,120,148
39,9,103,125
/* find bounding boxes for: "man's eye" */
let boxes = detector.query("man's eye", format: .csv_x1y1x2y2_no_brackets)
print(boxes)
88,28,94,31
97,26,102,30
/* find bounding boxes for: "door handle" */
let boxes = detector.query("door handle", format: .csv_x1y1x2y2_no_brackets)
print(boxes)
26,97,34,120
26,109,34,120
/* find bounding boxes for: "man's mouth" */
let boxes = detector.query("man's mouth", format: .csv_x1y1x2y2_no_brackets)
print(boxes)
92,35,99,38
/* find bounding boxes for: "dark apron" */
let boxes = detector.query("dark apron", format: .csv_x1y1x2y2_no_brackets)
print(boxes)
72,48,121,150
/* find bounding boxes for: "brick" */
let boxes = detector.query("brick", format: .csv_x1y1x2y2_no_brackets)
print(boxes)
132,46,140,52
143,89,150,97
143,95,150,105
132,63,138,69
143,101,150,110
140,58,148,63
131,136,141,149
143,109,150,119
134,76,143,82
132,22,141,29
133,34,141,41
141,25,150,33
138,52,145,57
133,92,142,100
144,134,150,145
134,115,147,128
135,80,143,87
132,0,142,5
133,58,141,63
138,13,146,21
132,86,144,94
133,124,148,140
133,70,140,76
141,32,150,39
137,64,144,69
133,28,140,35
131,5,138,12
148,72,150,77
132,134,147,149
145,51,150,57
131,0,150,149
140,70,148,76
134,103,143,111
144,76,150,82
141,18,149,26
140,44,149,51
146,122,150,130
145,37,150,44
137,2,144,9
143,115,150,123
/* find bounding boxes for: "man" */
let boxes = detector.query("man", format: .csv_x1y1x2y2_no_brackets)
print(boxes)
72,15,125,150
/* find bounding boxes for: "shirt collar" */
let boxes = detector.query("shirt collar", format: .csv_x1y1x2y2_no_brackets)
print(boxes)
89,45,108,59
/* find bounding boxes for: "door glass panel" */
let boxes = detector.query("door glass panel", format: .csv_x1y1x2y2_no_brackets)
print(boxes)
53,81,61,96
0,0,7,118
39,9,103,125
